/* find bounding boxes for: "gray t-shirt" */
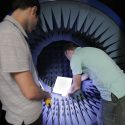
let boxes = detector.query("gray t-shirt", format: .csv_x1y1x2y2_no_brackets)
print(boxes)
0,15,41,125
70,47,125,101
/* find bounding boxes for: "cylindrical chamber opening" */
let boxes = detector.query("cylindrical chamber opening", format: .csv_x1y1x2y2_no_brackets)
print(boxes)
37,41,74,87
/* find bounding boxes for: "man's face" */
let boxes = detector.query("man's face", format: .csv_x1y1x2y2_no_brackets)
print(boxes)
27,6,39,32
64,50,74,61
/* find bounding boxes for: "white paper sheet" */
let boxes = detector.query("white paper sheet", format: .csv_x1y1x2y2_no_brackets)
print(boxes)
53,76,72,96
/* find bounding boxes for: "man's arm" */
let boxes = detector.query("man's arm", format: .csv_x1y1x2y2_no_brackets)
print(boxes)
72,74,81,87
68,74,82,94
11,71,51,100
68,73,88,95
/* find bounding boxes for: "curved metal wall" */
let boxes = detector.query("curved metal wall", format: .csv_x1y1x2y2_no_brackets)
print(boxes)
28,1,125,125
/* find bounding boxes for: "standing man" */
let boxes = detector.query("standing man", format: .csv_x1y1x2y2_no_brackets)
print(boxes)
0,0,51,125
64,42,125,125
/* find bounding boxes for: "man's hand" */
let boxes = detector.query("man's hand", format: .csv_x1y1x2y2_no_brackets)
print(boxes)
42,90,51,100
67,74,81,95
81,73,89,81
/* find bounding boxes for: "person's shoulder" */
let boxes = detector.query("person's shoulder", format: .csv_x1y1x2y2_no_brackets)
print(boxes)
82,47,104,53
0,21,21,45
0,22,19,47
0,21,17,35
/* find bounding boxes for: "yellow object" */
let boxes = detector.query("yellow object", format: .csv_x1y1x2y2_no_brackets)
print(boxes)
45,98,52,106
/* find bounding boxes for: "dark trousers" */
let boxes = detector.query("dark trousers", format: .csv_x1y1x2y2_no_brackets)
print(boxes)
5,114,42,125
97,94,125,125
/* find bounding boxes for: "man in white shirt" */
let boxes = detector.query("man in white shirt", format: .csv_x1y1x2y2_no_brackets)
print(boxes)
0,0,51,125
64,42,125,125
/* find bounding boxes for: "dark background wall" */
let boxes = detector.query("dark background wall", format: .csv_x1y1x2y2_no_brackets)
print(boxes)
100,0,124,23
0,0,12,21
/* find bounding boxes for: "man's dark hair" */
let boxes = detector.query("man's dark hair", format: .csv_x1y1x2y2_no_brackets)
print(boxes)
12,0,40,16
63,42,79,52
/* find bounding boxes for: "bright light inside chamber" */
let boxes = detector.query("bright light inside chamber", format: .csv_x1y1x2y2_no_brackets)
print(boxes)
38,80,44,90
53,76,72,96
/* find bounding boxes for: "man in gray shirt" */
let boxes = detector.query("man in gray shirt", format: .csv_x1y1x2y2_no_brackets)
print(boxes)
0,0,51,125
